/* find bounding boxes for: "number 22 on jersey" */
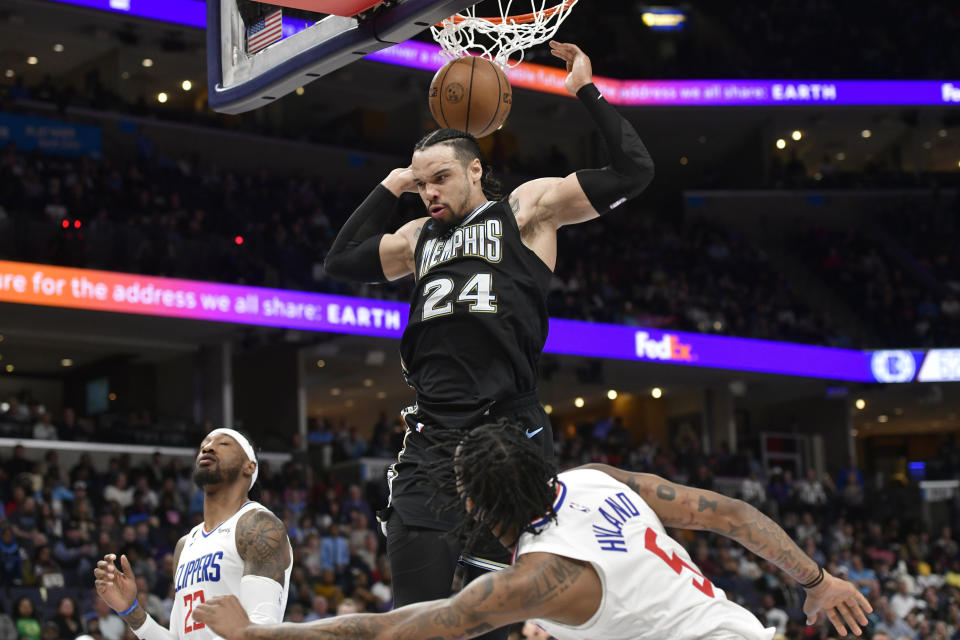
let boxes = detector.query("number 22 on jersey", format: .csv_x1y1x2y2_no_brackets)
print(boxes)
422,273,497,320
183,590,205,633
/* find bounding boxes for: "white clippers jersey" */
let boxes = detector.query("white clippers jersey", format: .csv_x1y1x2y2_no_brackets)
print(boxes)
516,469,775,640
170,501,291,639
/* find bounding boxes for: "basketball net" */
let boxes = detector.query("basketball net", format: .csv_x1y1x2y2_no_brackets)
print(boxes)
430,0,579,68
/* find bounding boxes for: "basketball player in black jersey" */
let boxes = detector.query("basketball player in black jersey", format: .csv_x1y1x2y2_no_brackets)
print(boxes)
323,41,653,639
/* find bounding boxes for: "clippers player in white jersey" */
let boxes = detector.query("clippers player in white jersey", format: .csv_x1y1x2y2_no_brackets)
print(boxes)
193,420,873,640
94,429,292,640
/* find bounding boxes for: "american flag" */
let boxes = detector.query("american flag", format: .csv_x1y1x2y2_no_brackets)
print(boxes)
246,9,283,54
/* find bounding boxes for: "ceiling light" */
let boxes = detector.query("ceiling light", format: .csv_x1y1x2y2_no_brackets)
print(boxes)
157,92,168,103
26,56,38,65
61,358,73,367
607,389,618,400
316,359,325,368
295,87,305,96
861,129,871,138
0,402,8,412
181,79,192,91
543,404,553,415
121,71,130,80
877,414,888,423
836,152,846,161
53,44,64,53
574,397,584,408
775,138,786,149
938,129,947,138
330,388,341,396
4,364,13,373
141,58,153,68
3,69,12,78
791,130,802,141
363,379,373,387
376,391,387,399
651,387,663,399
108,392,116,401
679,156,688,165
855,398,865,410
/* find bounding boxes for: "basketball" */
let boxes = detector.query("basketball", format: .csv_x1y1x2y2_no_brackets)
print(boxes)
428,56,512,138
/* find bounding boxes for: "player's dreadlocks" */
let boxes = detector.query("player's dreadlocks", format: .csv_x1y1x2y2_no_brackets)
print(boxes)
427,418,558,554
414,128,502,200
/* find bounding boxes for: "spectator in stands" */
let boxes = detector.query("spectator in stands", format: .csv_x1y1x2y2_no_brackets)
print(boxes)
874,597,915,638
12,597,41,640
890,578,924,619
341,485,374,526
103,472,134,509
320,523,349,576
136,575,167,626
302,596,330,622
846,555,878,597
51,596,84,639
29,544,64,588
0,525,23,584
0,601,15,640
91,591,124,640
759,592,788,636
795,468,828,513
32,410,57,440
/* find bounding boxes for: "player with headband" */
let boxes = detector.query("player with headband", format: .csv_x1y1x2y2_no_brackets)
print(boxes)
93,428,292,640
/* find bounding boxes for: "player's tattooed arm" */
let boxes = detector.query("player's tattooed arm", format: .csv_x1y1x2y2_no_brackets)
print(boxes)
236,509,291,583
582,464,819,586
196,553,591,640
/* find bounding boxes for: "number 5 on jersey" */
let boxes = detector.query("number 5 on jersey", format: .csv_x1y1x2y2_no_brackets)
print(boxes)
422,273,497,320
183,590,205,633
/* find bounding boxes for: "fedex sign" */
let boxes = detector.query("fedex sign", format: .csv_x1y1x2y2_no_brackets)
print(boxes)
635,331,695,362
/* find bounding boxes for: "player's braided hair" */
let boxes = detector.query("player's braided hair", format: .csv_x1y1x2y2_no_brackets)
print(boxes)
414,128,502,200
427,418,559,554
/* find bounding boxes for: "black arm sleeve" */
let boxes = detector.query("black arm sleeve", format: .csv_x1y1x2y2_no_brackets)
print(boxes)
574,83,655,214
323,184,398,283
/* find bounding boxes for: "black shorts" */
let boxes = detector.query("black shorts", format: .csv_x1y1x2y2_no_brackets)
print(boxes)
384,390,554,530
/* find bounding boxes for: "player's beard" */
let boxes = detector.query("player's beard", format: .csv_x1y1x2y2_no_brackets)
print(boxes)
193,462,241,489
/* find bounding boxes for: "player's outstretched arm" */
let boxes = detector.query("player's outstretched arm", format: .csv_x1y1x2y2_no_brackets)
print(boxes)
582,464,873,636
323,167,426,282
195,552,593,640
235,509,293,625
512,42,654,230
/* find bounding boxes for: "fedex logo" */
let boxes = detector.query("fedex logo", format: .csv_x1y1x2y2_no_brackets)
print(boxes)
635,332,695,362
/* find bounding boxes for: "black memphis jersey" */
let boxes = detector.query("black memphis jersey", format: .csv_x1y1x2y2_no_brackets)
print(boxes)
400,198,552,429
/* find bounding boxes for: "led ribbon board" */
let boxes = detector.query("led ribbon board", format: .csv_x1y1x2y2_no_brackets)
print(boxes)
36,2,960,106
2,260,947,382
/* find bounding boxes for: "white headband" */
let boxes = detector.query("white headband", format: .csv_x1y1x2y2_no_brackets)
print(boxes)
205,428,259,491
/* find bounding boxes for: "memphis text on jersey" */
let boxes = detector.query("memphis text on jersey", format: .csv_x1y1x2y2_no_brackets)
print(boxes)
418,219,502,279
175,551,223,593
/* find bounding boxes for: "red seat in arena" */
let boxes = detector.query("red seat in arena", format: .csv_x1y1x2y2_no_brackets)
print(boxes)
248,0,383,16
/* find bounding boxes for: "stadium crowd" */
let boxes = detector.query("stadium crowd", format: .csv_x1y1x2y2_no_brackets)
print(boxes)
1,410,959,640
0,142,862,347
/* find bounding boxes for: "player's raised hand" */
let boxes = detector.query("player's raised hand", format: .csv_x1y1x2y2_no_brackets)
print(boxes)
93,553,138,613
194,595,251,640
382,166,419,196
548,41,593,95
802,570,872,636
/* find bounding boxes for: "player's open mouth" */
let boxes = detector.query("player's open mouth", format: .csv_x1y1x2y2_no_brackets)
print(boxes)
429,205,447,217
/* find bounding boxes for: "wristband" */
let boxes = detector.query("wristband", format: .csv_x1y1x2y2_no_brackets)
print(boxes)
799,566,825,589
118,598,139,616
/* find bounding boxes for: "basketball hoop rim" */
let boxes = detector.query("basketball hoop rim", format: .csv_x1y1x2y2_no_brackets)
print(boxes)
437,0,575,26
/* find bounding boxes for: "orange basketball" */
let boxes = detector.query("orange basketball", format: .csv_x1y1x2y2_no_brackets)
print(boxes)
428,56,512,138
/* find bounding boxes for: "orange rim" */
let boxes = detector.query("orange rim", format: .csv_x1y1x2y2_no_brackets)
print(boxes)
437,0,575,26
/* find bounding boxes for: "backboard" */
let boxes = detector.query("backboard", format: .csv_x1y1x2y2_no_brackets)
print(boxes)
207,0,478,114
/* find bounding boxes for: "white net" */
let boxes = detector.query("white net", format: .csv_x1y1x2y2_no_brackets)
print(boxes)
430,0,579,68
